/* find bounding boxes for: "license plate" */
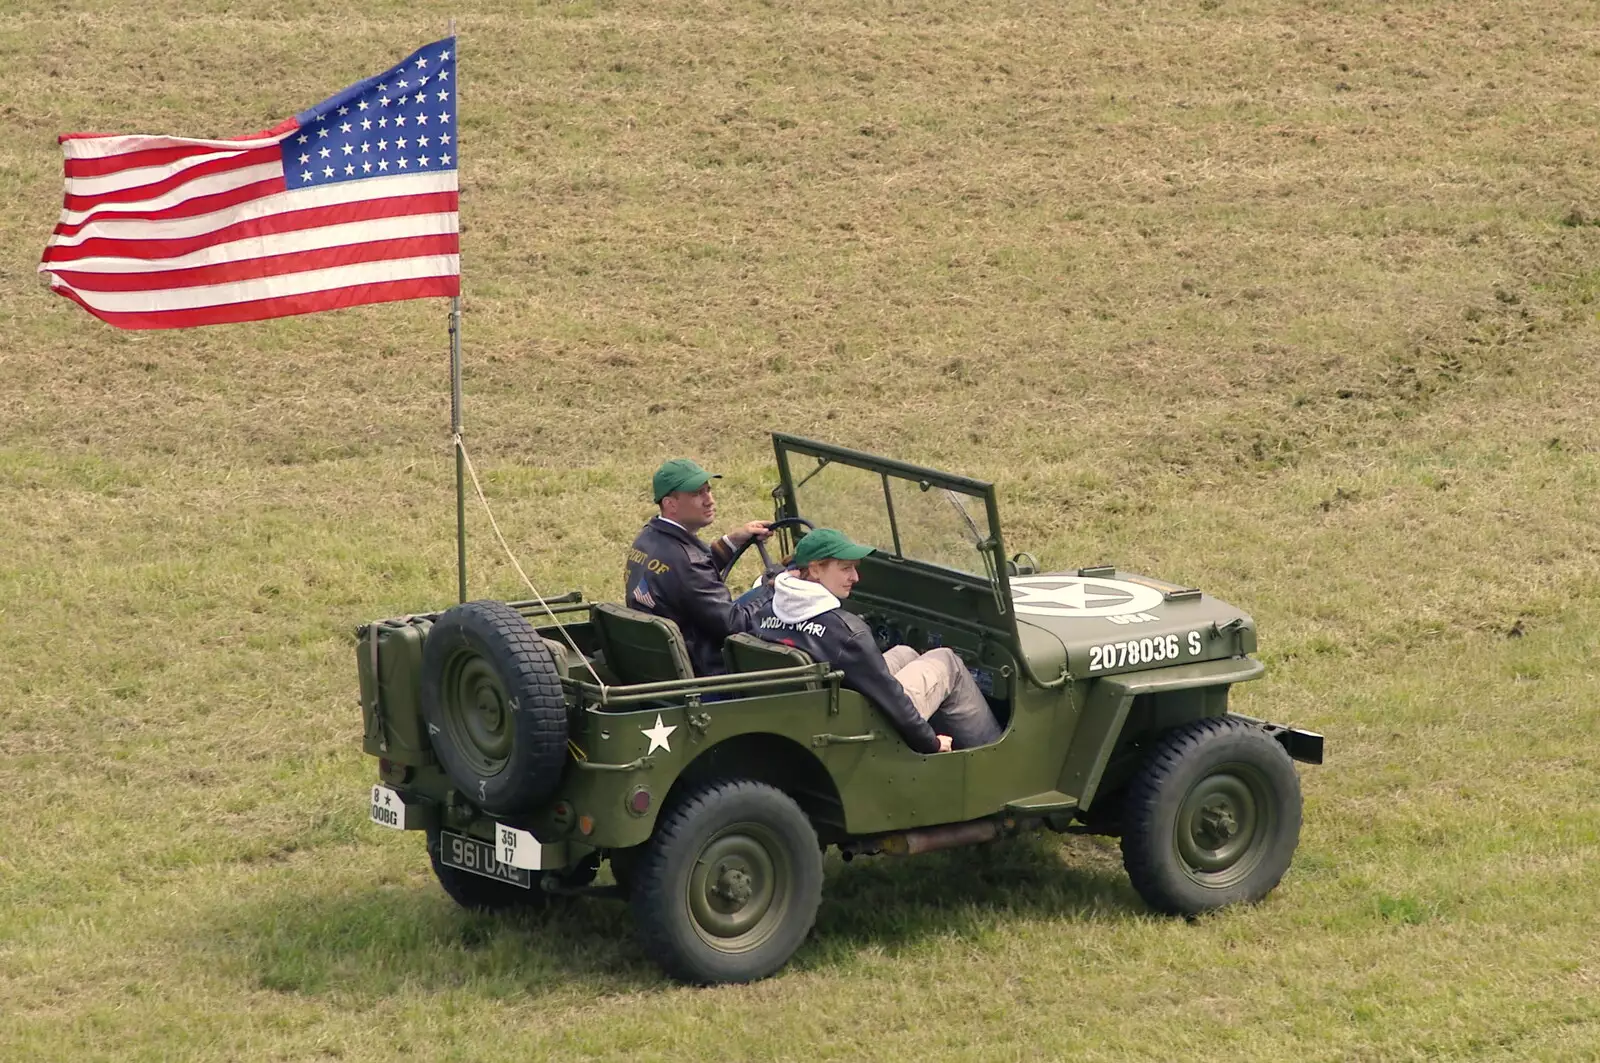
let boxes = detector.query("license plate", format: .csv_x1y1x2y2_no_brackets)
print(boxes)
438,830,532,889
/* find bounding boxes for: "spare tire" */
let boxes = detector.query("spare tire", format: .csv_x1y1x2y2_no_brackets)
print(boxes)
420,600,568,815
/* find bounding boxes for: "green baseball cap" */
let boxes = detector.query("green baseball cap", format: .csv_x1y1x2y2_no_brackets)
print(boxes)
792,528,876,567
652,458,720,502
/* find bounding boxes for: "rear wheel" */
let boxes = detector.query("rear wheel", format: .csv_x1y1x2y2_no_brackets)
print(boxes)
426,828,548,912
631,780,823,984
1121,716,1302,916
426,831,599,912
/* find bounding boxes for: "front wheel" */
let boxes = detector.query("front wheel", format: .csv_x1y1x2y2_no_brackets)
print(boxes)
631,780,823,984
1120,716,1303,916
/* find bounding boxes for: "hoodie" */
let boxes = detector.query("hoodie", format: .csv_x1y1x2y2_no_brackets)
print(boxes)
751,574,941,754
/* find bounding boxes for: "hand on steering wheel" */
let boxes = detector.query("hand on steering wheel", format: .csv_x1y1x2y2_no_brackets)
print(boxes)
719,516,815,584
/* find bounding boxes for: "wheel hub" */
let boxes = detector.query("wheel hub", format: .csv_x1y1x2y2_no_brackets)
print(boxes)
687,826,790,953
1197,802,1239,846
446,655,514,774
1174,766,1274,885
714,865,755,907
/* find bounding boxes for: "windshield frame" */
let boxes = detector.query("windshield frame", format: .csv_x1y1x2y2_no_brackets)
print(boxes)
771,433,1010,615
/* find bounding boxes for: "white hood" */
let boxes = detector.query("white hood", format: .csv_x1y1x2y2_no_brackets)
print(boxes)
772,572,840,623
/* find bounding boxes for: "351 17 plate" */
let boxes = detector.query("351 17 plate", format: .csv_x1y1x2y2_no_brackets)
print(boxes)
438,830,532,888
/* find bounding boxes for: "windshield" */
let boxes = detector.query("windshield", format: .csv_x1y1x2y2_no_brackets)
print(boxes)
789,457,993,578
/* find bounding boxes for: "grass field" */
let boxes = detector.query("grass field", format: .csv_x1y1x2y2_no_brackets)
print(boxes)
4,1,1600,1059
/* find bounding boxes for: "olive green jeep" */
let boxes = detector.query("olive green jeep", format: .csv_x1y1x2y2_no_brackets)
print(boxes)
358,434,1323,984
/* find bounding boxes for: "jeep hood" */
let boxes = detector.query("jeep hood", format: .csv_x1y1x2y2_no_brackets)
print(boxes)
1009,569,1257,682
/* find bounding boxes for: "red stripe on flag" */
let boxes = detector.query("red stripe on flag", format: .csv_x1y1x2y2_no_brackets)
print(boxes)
65,142,244,179
49,234,461,292
62,147,279,209
50,275,461,330
51,175,289,238
243,117,299,140
43,191,458,263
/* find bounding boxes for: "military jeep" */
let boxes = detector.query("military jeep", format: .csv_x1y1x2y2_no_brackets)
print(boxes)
358,434,1323,984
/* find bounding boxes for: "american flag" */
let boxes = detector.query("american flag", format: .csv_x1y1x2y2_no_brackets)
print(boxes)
38,37,460,330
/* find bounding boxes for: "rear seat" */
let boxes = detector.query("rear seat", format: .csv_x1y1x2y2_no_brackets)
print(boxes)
722,632,823,694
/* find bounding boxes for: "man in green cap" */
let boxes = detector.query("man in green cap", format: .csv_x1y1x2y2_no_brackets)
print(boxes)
623,458,774,675
750,528,1003,753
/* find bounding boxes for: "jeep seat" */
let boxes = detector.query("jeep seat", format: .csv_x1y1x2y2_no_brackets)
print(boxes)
723,632,822,693
590,603,694,685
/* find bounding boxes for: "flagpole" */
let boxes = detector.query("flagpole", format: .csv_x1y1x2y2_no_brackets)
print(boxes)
451,298,465,604
448,19,466,604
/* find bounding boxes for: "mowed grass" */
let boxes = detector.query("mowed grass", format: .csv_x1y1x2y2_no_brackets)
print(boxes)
3,1,1600,1059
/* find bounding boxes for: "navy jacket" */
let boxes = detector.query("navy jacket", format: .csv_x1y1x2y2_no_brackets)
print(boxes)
624,517,766,676
749,598,941,754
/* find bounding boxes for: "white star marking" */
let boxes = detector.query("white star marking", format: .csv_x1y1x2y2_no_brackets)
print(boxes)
395,156,408,168
317,127,329,138
437,89,449,102
360,117,371,130
1008,575,1166,618
361,161,372,173
318,146,331,159
377,158,389,171
416,56,428,68
379,95,390,107
358,99,369,111
344,163,354,175
297,152,309,164
322,166,334,177
340,121,352,133
440,152,452,165
296,133,308,144
1013,582,1124,612
341,143,353,155
440,132,451,145
642,714,677,755
439,49,450,61
438,70,449,81
300,170,313,182
337,106,348,116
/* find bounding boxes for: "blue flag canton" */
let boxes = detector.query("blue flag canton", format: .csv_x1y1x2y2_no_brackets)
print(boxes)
282,38,457,188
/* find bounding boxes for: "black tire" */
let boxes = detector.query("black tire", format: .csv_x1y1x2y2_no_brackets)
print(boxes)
426,828,549,912
1121,716,1303,916
631,780,823,985
420,600,567,815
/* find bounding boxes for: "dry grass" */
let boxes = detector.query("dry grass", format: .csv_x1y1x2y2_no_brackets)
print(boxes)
3,1,1599,1059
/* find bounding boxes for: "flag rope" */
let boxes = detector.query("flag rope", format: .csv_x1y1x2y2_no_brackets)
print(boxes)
455,434,607,690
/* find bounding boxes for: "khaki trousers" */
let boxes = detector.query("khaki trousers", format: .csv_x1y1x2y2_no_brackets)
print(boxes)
882,645,1004,749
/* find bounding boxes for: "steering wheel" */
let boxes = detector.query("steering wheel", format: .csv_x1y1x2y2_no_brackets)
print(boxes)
718,516,815,586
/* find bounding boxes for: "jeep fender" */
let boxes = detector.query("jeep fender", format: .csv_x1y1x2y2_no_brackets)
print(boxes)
1057,656,1266,811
